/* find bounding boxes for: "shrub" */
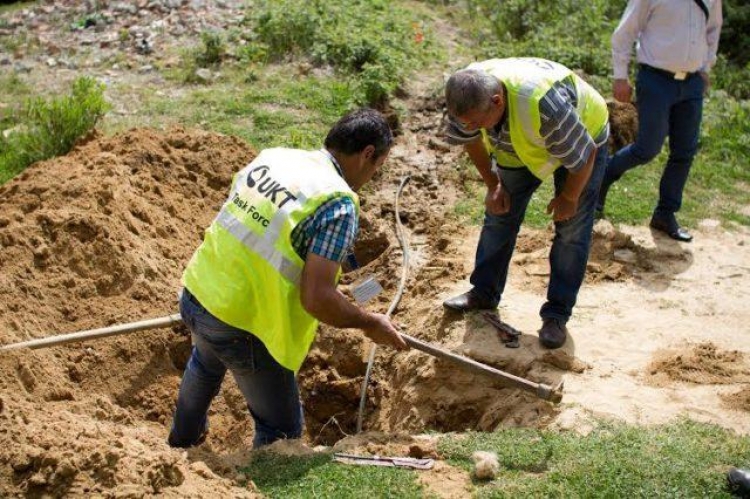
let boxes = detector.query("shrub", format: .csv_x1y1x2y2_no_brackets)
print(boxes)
242,0,434,107
468,0,623,79
721,2,750,67
0,77,109,184
195,31,226,68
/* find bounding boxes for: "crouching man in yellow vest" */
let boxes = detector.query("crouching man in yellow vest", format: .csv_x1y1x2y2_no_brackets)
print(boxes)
442,58,609,349
169,108,408,449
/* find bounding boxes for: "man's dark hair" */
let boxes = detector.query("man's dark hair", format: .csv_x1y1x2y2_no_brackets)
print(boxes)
324,108,393,159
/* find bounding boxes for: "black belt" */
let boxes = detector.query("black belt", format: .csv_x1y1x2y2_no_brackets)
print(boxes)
183,288,204,308
640,64,696,81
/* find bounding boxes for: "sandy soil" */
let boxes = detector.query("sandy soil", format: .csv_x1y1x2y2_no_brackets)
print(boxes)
0,4,748,496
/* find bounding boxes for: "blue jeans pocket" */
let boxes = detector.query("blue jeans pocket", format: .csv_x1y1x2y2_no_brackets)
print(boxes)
202,331,256,372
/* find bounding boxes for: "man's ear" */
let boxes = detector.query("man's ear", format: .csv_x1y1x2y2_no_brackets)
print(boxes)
362,144,376,161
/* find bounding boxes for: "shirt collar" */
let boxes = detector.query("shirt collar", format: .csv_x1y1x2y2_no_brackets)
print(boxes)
320,148,345,179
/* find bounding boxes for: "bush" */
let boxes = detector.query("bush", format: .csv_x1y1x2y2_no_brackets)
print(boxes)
0,77,109,184
468,0,624,78
195,30,226,68
721,2,750,67
242,0,434,106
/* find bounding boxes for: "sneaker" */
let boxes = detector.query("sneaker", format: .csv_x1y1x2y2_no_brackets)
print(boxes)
538,318,567,349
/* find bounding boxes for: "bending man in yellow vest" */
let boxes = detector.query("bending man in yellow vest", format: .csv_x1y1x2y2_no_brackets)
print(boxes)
169,108,408,449
442,58,609,349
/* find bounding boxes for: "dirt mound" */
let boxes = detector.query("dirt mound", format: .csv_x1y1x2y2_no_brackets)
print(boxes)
721,386,750,413
646,342,750,386
607,100,638,153
0,127,259,497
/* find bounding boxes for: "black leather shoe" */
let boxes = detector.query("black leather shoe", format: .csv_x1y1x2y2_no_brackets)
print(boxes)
538,318,567,349
443,290,496,312
728,468,750,498
649,217,693,242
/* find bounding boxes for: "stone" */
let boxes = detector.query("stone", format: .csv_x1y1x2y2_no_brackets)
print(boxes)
613,249,636,264
194,68,212,82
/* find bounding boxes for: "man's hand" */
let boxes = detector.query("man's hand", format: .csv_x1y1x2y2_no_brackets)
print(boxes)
613,79,632,103
362,313,408,350
546,193,578,222
699,71,710,96
485,182,511,215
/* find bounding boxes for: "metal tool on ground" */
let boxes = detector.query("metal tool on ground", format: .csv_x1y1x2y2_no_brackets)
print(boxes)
482,311,521,349
333,453,434,470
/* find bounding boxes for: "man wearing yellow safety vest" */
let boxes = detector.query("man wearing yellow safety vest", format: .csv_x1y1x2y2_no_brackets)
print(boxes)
442,58,609,350
168,108,408,449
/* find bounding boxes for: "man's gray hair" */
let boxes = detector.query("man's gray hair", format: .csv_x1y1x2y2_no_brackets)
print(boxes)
445,68,503,117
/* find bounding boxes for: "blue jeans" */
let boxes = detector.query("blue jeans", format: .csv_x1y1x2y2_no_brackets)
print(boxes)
169,289,303,448
470,146,608,323
603,66,704,220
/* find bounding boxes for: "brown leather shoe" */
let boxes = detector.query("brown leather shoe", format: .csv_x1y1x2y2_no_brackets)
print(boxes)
538,318,567,349
442,290,496,312
728,468,750,498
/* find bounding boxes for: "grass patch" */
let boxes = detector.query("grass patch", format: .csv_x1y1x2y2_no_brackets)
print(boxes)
240,0,438,106
128,67,357,151
241,451,424,498
0,76,109,184
439,419,750,498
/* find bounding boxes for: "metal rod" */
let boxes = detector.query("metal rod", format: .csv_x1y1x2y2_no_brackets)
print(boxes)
0,314,183,353
400,333,562,403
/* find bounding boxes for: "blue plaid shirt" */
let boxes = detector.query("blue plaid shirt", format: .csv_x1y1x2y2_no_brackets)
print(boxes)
289,151,358,263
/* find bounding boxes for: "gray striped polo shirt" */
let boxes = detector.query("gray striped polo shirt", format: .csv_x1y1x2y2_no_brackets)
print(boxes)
445,79,609,172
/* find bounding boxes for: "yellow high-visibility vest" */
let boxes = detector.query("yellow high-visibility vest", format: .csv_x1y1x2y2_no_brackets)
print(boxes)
183,148,358,372
471,58,609,179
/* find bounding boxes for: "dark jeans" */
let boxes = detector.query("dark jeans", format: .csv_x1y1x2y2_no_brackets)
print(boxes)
470,146,608,323
169,289,303,448
603,66,704,221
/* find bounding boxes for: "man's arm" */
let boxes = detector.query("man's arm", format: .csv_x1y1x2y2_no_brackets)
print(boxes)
612,0,648,102
464,138,510,215
300,254,407,349
539,82,602,221
547,148,596,222
699,0,723,93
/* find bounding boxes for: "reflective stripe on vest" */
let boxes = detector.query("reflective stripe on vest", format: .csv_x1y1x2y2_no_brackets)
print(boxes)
472,58,608,180
183,148,359,372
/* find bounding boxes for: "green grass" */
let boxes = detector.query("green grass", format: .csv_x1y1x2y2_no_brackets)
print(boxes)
241,451,425,498
236,420,749,498
0,76,109,184
129,67,358,151
439,420,750,498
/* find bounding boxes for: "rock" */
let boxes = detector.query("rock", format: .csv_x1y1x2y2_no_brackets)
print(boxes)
472,451,499,480
13,62,34,74
114,2,138,15
194,68,212,82
46,58,57,67
698,219,720,232
134,38,153,55
613,249,636,264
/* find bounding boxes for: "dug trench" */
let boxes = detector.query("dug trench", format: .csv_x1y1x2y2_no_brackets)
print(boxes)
0,96,681,496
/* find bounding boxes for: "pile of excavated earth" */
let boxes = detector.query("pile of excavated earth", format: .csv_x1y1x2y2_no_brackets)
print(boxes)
1,1,749,498
1,98,749,497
